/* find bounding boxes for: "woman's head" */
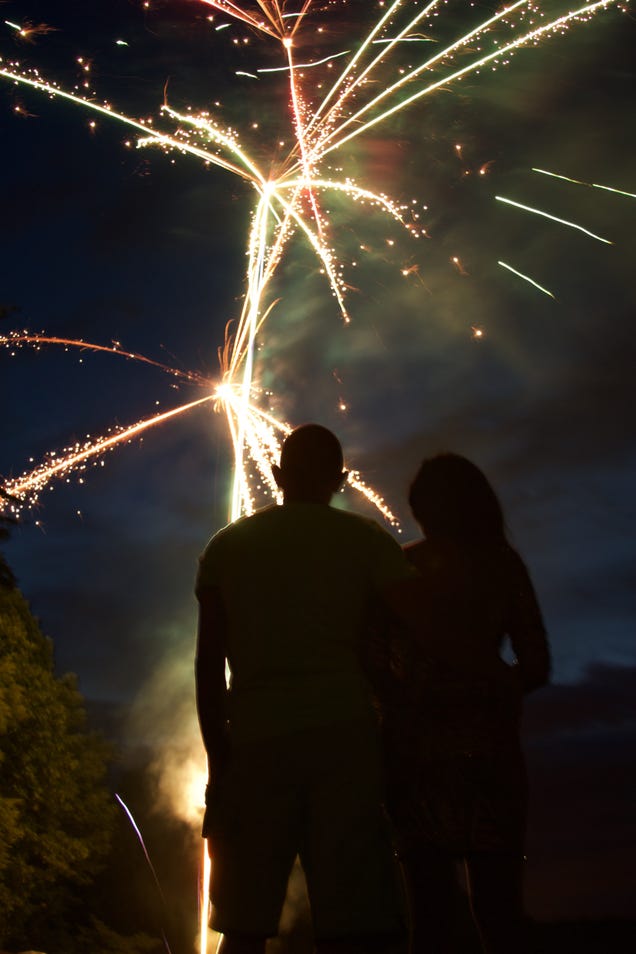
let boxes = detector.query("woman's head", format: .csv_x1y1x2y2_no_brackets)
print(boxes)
408,453,506,544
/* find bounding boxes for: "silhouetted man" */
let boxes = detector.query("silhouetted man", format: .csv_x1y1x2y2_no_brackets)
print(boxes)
196,424,415,954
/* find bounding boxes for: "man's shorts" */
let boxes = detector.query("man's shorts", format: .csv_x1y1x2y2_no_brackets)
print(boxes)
205,718,404,939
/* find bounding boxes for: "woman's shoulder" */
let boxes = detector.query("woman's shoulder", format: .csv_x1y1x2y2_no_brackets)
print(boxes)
404,538,437,567
498,543,532,580
403,539,462,582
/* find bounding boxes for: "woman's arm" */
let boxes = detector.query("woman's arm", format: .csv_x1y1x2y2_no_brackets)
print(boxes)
507,552,551,693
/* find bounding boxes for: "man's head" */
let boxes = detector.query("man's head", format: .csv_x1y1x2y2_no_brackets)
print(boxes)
272,424,347,504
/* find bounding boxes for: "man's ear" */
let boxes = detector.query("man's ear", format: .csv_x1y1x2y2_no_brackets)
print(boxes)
335,470,348,493
272,464,283,489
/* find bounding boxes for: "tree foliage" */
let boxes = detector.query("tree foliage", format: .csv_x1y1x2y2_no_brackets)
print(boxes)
0,490,17,589
77,917,165,954
0,572,116,948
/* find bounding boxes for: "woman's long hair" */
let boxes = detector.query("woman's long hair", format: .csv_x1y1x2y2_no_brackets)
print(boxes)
409,453,507,546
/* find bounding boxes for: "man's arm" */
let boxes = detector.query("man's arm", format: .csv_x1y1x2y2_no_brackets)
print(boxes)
195,586,230,776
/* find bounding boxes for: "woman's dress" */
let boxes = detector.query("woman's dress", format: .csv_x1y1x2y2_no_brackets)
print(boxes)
383,540,550,855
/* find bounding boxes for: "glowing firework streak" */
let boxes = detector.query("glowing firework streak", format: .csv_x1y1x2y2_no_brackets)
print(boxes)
216,380,400,525
3,394,216,511
115,793,173,954
258,50,351,73
3,332,208,386
495,195,613,244
303,0,435,135
3,332,398,525
498,260,556,299
200,841,212,954
532,167,636,199
313,0,619,158
200,0,281,40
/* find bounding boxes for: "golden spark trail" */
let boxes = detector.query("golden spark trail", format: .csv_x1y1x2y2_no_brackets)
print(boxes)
315,0,619,159
258,50,351,74
270,185,350,319
284,37,325,243
304,0,412,133
216,384,400,524
200,841,212,954
498,260,556,299
280,177,412,228
157,105,266,186
532,167,636,199
0,63,262,183
6,395,216,509
495,194,613,244
305,0,441,144
312,0,527,157
199,0,280,39
2,333,208,386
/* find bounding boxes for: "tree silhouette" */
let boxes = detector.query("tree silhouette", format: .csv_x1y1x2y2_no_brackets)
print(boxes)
0,491,17,589
0,554,114,948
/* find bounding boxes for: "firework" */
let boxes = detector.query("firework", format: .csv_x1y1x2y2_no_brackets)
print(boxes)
532,166,636,199
498,260,556,299
1,4,629,950
115,793,173,954
495,194,613,245
0,0,626,524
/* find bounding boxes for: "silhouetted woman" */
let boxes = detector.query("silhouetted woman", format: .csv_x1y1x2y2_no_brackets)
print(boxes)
384,454,550,954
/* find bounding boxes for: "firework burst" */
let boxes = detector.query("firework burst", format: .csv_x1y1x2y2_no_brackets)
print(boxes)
0,0,627,524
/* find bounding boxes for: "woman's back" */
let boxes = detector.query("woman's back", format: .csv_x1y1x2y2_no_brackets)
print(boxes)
386,453,550,953
403,537,549,690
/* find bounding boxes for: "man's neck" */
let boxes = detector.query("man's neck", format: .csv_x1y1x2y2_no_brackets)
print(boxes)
281,491,332,506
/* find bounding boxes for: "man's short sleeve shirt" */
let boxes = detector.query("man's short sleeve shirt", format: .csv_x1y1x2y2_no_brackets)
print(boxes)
196,503,414,741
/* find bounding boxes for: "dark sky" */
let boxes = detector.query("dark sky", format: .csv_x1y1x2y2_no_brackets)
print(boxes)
1,0,635,923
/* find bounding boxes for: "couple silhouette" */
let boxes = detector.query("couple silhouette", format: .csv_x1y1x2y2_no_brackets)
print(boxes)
196,424,550,954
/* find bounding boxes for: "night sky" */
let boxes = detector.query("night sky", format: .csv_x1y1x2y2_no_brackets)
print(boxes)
1,0,635,925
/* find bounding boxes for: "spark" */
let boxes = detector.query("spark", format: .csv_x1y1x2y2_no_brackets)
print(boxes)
4,19,56,42
258,50,351,73
495,194,613,244
372,36,436,45
451,255,468,276
532,166,636,199
200,842,213,954
115,794,173,954
498,260,556,299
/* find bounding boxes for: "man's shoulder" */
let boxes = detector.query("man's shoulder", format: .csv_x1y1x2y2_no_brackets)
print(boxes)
199,508,262,565
206,505,278,542
326,506,402,549
326,505,382,530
